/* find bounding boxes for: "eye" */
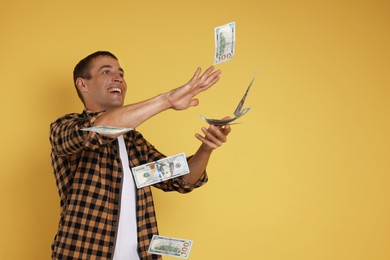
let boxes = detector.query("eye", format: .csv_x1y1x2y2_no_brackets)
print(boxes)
103,70,110,75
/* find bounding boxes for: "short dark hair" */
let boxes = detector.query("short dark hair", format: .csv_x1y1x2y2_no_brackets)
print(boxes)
73,51,118,102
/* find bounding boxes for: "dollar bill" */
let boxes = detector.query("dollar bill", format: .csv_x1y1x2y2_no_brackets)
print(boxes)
148,235,193,259
132,153,189,189
214,21,236,64
200,72,256,126
81,125,134,135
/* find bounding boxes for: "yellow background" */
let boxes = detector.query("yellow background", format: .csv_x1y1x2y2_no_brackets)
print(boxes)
1,0,389,259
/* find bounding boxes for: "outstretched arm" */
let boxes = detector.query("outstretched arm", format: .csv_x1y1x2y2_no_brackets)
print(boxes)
94,66,221,131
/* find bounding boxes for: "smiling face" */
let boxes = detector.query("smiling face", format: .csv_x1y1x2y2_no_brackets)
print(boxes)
76,55,127,111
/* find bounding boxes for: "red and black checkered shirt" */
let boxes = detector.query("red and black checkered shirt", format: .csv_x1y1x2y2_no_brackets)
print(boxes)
50,110,208,259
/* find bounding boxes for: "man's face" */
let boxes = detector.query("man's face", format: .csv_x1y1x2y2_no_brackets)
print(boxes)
82,55,127,111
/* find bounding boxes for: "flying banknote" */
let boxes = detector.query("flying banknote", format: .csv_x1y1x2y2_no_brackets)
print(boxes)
148,235,193,259
81,125,134,135
214,21,236,64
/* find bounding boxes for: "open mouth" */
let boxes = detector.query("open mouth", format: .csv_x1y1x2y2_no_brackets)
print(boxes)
109,88,122,94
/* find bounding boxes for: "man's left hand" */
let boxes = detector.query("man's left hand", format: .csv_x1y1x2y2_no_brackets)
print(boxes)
195,117,232,150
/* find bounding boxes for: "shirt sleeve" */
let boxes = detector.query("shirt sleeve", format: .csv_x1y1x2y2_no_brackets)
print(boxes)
50,111,115,157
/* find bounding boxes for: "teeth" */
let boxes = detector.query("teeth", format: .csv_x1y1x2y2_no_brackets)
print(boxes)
109,88,122,94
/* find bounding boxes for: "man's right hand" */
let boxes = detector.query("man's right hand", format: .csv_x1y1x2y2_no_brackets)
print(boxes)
165,66,221,110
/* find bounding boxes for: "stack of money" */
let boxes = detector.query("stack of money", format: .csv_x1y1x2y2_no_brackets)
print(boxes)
200,72,256,126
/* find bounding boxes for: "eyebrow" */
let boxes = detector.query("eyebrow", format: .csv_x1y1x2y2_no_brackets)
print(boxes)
99,65,124,74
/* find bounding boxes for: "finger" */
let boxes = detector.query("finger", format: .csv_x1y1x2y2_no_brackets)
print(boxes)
209,125,229,143
203,70,221,85
200,69,221,87
193,74,221,95
205,74,221,87
199,66,216,81
188,67,202,84
188,98,199,107
218,116,232,135
222,124,232,135
195,133,219,149
201,126,224,146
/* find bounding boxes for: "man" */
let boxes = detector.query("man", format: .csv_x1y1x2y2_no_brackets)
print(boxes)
50,51,231,259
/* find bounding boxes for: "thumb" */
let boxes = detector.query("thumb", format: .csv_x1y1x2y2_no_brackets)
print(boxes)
189,98,199,107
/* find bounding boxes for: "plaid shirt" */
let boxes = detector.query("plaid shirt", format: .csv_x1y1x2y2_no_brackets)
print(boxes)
50,110,208,260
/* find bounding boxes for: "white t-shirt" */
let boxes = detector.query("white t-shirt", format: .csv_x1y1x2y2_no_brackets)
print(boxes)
113,135,140,260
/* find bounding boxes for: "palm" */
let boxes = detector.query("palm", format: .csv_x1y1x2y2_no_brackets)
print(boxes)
167,66,221,110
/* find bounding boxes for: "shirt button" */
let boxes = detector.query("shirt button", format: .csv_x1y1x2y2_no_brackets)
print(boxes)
114,199,119,204
118,174,122,179
113,221,117,226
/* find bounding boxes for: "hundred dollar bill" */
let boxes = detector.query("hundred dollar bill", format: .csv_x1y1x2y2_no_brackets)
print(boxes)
132,153,189,189
148,235,193,259
81,125,134,135
200,72,256,126
214,21,236,64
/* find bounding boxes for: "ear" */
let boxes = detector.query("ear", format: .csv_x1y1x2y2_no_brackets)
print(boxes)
76,78,88,94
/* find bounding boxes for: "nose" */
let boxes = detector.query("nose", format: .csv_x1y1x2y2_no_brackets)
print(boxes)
113,73,123,83
114,78,123,83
